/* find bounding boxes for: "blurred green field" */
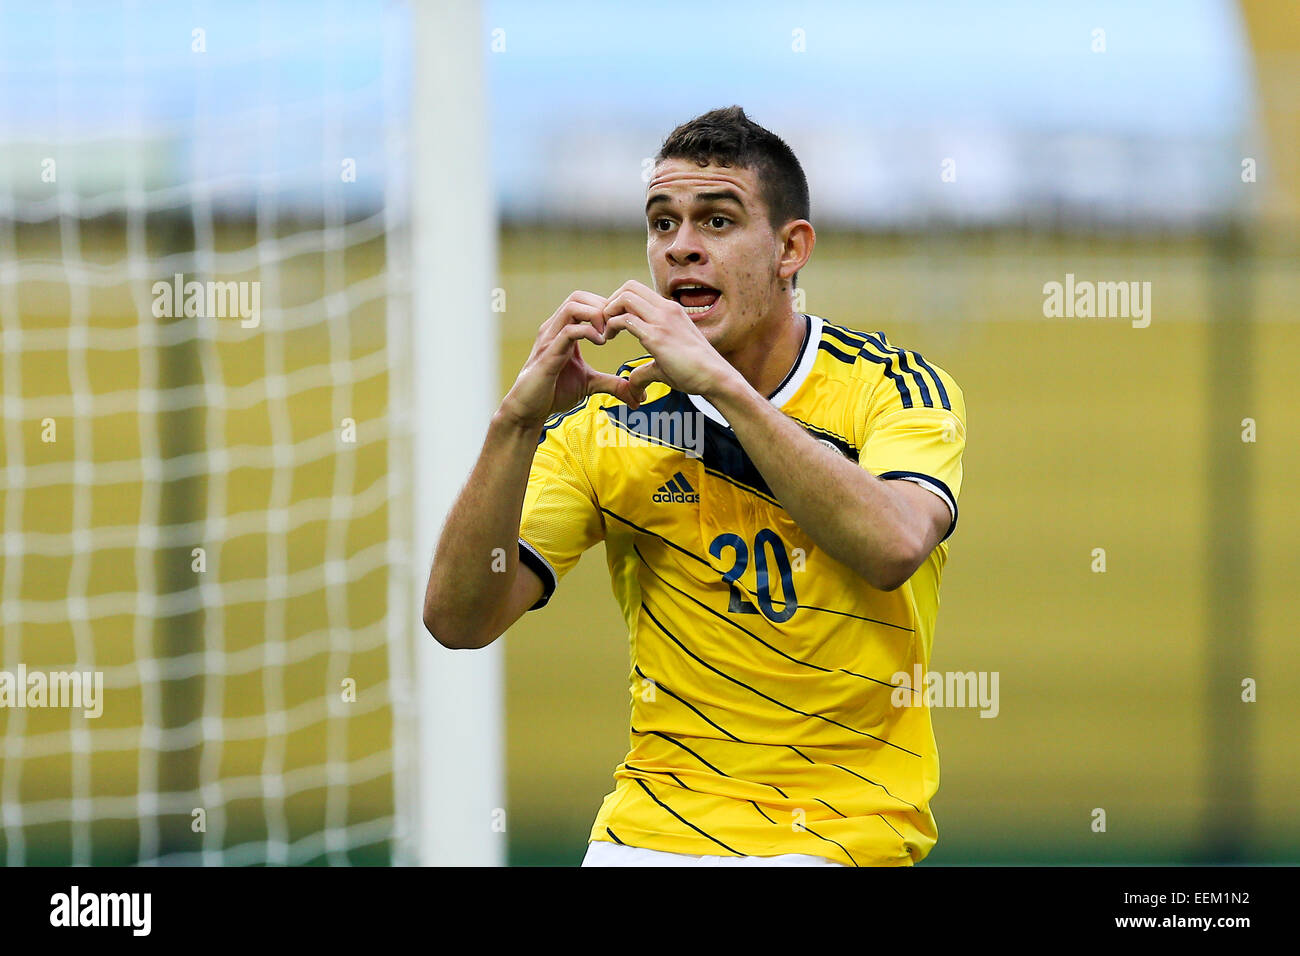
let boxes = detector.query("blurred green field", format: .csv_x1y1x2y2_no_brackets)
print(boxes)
3,222,1296,865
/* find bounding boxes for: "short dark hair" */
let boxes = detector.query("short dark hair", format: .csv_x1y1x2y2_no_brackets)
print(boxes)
654,106,810,287
656,106,809,229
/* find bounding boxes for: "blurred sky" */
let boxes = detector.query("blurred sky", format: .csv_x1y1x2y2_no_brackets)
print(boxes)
0,0,1257,224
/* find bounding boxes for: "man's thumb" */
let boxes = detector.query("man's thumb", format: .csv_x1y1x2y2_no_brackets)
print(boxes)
585,370,640,405
626,360,665,404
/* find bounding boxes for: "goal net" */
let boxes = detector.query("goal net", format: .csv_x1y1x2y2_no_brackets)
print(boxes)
0,0,425,865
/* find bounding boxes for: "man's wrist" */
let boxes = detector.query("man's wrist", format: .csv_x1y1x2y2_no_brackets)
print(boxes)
702,369,760,415
490,405,546,441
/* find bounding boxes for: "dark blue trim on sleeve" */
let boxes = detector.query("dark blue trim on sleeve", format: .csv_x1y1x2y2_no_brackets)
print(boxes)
517,538,558,610
877,470,958,542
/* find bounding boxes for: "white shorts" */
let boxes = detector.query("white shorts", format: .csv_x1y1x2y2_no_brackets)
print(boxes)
582,840,847,867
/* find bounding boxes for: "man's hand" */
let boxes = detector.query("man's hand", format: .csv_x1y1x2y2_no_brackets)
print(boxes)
499,291,640,429
601,280,741,403
427,290,636,650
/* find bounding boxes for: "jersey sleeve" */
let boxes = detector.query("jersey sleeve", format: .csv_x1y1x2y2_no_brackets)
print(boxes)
856,345,966,542
517,405,606,610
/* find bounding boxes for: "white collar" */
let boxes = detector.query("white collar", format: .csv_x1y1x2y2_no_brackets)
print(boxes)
687,313,823,429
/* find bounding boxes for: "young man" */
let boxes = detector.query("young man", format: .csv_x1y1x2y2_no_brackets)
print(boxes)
423,106,966,867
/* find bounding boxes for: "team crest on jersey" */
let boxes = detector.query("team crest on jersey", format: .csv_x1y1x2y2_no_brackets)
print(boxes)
652,471,699,504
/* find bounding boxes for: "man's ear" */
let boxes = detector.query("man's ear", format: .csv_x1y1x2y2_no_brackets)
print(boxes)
779,220,815,284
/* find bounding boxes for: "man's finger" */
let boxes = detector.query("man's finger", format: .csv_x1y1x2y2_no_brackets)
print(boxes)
538,321,602,371
601,312,645,345
567,292,610,336
626,359,666,404
542,292,609,337
542,292,604,330
604,279,657,305
539,302,607,349
602,290,644,321
602,280,638,304
603,284,671,319
584,371,639,408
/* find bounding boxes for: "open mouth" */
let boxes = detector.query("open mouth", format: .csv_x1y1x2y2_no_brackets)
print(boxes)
671,284,722,318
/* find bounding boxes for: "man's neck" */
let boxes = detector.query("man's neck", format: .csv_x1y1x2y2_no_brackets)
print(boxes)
722,308,807,400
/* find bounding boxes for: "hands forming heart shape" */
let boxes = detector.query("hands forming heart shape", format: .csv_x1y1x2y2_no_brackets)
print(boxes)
500,281,738,430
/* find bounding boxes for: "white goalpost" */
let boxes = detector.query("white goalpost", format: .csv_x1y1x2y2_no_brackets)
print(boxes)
402,0,505,866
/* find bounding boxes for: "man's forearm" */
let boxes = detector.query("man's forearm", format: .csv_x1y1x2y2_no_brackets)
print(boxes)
423,412,542,644
707,378,923,589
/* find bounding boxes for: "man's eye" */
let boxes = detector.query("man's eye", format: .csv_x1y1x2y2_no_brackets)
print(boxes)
709,216,730,228
652,218,673,231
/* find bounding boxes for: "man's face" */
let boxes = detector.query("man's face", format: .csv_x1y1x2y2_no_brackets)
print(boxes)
644,158,786,355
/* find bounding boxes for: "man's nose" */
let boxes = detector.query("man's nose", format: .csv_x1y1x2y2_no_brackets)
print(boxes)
667,223,705,263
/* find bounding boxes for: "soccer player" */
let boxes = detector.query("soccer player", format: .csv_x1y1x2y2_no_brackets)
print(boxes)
423,106,966,867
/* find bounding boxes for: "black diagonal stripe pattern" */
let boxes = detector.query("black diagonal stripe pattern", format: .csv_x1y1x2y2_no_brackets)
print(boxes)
858,331,935,409
820,326,912,408
602,507,713,567
800,821,860,867
795,601,917,633
829,763,923,813
624,762,694,791
786,745,815,764
633,542,909,689
627,720,916,855
786,743,922,812
601,506,916,634
815,797,848,818
875,814,905,840
746,802,860,867
634,777,741,856
641,601,922,758
868,329,951,411
822,322,951,413
634,665,743,742
631,724,789,800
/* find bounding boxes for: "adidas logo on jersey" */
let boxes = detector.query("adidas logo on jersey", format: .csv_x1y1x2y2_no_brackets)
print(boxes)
652,472,699,504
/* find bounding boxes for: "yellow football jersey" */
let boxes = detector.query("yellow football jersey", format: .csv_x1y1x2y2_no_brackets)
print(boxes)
517,313,966,866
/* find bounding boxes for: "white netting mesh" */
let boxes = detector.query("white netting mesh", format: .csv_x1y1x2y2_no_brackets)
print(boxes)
0,0,415,865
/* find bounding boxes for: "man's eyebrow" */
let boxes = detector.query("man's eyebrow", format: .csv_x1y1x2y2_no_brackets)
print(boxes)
696,190,746,207
645,190,747,215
